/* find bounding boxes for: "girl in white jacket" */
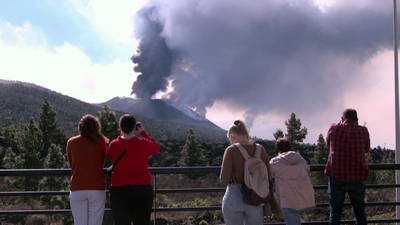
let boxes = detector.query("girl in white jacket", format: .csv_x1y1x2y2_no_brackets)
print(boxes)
269,138,315,225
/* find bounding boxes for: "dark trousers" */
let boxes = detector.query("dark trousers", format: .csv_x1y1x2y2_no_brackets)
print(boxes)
110,185,154,225
328,177,367,225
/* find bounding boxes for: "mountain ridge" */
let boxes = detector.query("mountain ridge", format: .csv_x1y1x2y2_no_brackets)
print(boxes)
96,97,223,131
0,80,227,142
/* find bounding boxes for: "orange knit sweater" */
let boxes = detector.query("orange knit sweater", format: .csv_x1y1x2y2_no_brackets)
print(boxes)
66,135,106,191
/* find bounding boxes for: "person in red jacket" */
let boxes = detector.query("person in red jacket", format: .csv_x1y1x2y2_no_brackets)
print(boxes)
67,114,109,225
107,114,160,225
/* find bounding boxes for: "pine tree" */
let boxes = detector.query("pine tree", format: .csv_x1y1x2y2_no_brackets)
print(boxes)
18,119,43,191
377,151,395,184
38,98,64,159
97,105,119,170
39,144,69,209
2,119,43,193
179,129,208,179
312,134,329,165
0,110,19,155
311,134,329,184
273,128,284,140
284,112,308,145
365,151,377,184
2,147,24,191
97,105,119,141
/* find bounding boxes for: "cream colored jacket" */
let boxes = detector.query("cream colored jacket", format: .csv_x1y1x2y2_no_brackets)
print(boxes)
269,151,315,210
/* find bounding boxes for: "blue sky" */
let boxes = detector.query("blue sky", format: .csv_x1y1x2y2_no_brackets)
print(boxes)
0,0,146,103
0,0,126,63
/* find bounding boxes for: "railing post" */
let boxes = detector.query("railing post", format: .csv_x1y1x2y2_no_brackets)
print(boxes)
154,174,157,225
394,1,400,224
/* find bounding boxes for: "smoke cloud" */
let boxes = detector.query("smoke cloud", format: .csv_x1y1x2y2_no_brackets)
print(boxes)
131,0,393,129
131,7,174,99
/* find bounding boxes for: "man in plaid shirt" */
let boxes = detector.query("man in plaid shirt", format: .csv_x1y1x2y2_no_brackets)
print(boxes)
325,108,370,225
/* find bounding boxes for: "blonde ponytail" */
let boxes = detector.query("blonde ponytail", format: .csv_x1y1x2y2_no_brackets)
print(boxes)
228,119,249,140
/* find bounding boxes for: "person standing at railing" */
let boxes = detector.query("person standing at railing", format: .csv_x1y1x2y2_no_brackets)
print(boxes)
66,114,109,225
269,137,315,225
219,119,271,225
107,114,160,225
325,108,370,225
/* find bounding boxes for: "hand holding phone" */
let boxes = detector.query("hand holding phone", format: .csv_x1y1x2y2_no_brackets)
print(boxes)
135,122,144,132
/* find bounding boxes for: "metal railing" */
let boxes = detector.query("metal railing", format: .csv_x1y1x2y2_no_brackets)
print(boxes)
0,164,400,224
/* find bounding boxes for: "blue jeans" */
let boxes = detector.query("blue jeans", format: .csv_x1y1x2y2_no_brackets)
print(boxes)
222,184,263,225
281,208,302,225
328,177,367,225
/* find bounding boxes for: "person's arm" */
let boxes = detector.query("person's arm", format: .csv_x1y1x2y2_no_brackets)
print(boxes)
365,128,371,153
262,147,272,181
140,131,160,155
106,141,117,162
220,147,233,185
326,124,335,148
269,159,276,191
66,140,72,168
135,122,159,155
102,141,107,165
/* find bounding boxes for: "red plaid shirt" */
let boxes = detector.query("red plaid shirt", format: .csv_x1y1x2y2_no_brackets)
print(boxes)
325,121,370,182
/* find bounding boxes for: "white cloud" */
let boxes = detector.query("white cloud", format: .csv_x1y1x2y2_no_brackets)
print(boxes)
0,20,137,104
71,0,148,46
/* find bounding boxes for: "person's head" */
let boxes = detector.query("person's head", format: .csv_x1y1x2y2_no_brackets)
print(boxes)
78,114,108,143
119,114,136,134
227,119,249,144
274,138,294,155
342,108,358,122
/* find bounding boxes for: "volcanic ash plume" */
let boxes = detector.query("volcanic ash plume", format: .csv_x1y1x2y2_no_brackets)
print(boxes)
131,0,393,126
130,7,174,100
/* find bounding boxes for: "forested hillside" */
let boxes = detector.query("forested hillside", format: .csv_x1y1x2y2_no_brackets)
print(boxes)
0,83,228,142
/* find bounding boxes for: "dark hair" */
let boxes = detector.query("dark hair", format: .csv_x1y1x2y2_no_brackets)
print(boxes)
274,138,294,155
78,114,109,143
227,119,249,140
342,108,358,121
119,114,136,134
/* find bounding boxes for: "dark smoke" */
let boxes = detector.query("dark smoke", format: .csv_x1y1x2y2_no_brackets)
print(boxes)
131,0,393,128
131,7,174,100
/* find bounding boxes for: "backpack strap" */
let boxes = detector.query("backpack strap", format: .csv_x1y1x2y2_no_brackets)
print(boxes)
234,143,250,159
235,143,262,159
254,144,261,159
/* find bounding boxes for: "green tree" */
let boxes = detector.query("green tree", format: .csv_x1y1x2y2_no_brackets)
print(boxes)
311,134,329,184
365,151,377,184
39,144,69,208
312,134,329,164
273,128,284,140
377,150,395,184
179,129,208,179
38,98,64,158
97,105,119,171
0,110,19,155
284,112,308,145
3,119,43,191
97,105,119,141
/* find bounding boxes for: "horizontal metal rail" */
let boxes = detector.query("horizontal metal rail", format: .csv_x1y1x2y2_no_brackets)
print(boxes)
0,163,399,177
1,200,400,214
0,164,400,224
1,182,400,197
